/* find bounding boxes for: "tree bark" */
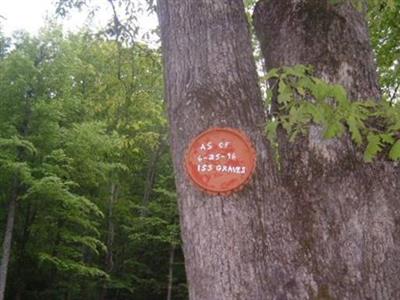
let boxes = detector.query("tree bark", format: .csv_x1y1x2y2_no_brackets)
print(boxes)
157,0,400,299
0,178,18,300
252,0,400,299
157,1,288,299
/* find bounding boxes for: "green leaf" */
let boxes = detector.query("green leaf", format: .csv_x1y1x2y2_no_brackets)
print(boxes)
265,120,278,143
380,133,395,144
282,64,310,78
265,68,279,80
329,84,348,104
307,104,325,124
388,121,400,132
278,81,293,106
265,89,273,106
0,136,37,155
389,140,400,160
347,115,363,145
364,133,382,162
323,121,344,139
263,64,400,163
309,78,330,100
38,253,109,279
296,76,315,94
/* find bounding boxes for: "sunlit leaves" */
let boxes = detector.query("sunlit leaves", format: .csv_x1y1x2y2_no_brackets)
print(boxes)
38,253,109,279
369,0,400,102
0,21,183,299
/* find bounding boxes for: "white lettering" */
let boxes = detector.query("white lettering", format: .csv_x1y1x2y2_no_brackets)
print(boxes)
218,141,231,149
197,164,214,172
227,152,237,160
199,142,213,151
211,165,248,174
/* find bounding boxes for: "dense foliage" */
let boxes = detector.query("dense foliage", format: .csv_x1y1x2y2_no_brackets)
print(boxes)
369,0,400,101
0,26,186,300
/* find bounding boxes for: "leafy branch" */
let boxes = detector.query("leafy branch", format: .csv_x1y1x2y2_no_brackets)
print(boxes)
264,65,400,162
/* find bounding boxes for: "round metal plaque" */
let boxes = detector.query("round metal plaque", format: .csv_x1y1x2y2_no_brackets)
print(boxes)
185,128,256,195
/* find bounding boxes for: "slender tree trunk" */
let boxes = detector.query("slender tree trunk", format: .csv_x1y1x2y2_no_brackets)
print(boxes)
1,76,33,300
157,0,400,299
142,144,161,210
100,182,118,300
106,182,118,273
166,245,175,300
0,178,18,300
14,203,37,300
142,139,166,216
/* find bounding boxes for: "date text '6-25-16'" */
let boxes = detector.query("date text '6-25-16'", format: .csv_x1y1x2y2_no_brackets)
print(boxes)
185,128,256,195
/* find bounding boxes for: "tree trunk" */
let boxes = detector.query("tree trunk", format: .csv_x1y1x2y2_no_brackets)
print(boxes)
105,182,118,274
0,178,18,300
100,182,118,300
254,0,400,300
157,1,285,299
253,0,400,298
157,0,400,299
14,203,37,300
166,245,175,300
142,140,164,216
1,69,33,300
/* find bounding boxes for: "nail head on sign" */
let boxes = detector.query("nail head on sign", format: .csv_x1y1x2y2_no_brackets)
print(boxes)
185,128,256,195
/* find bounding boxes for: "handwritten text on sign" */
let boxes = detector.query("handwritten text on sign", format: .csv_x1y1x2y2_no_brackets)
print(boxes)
185,128,256,195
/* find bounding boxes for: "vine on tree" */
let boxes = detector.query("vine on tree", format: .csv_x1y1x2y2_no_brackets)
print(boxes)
264,65,400,162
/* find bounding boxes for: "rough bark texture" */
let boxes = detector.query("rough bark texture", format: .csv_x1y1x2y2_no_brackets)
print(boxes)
157,1,287,299
157,0,400,299
253,0,400,299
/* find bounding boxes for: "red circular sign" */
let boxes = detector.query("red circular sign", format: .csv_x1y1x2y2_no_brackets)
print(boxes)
185,128,256,195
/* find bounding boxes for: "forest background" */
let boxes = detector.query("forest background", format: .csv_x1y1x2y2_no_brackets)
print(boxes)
0,0,399,299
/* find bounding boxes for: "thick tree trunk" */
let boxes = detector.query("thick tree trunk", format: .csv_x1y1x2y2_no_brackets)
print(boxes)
0,178,18,300
157,0,400,299
157,1,289,299
253,0,400,299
